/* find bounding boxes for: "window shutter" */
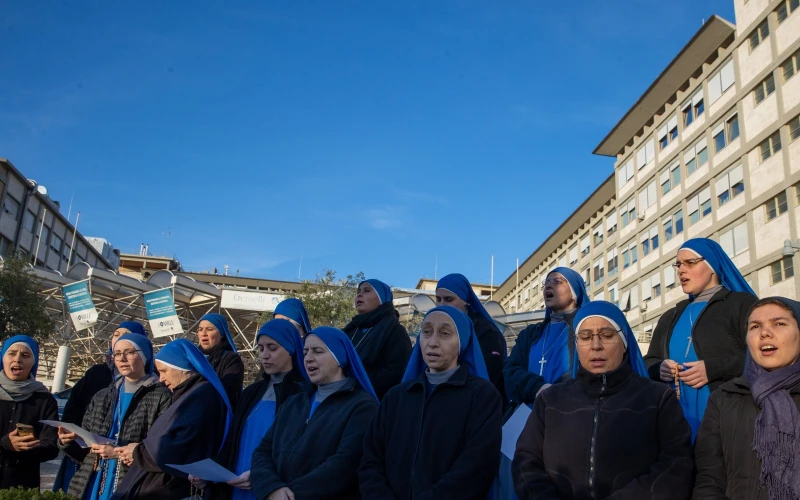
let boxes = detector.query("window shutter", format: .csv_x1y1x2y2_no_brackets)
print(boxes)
645,139,655,163
658,124,668,141
730,165,744,186
720,60,735,91
667,115,678,131
709,73,722,104
684,146,696,164
700,186,711,204
665,265,676,286
647,181,657,207
637,147,647,168
734,222,749,253
660,169,670,185
715,174,730,196
720,229,735,256
688,195,699,214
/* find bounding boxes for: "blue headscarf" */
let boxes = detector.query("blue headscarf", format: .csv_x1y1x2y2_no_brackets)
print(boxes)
570,301,648,378
307,327,378,401
273,298,312,333
114,333,155,375
1,335,39,380
359,279,393,305
154,338,233,448
545,267,589,321
680,238,755,297
117,321,146,336
257,319,309,380
402,306,490,382
436,273,495,326
199,313,238,353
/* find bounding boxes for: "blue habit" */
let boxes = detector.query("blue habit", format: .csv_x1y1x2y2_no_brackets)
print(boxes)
86,388,134,500
232,399,277,500
669,301,710,443
527,322,571,383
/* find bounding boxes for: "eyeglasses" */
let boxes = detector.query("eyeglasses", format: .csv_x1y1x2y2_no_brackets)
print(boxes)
112,349,141,360
576,328,622,345
543,277,568,287
672,257,706,270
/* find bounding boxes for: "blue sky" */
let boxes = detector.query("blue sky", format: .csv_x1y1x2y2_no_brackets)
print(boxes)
0,1,735,289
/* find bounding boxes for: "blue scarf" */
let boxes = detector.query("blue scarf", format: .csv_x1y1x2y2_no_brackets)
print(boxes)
257,319,309,380
1,335,40,378
403,306,489,382
359,279,393,304
273,298,312,333
199,313,238,353
307,327,378,401
680,238,755,297
113,333,155,375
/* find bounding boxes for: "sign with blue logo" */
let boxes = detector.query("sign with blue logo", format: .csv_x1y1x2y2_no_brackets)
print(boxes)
143,288,183,338
62,280,98,332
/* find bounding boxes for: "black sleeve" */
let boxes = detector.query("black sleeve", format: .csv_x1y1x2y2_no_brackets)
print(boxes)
644,310,675,382
512,393,560,500
62,364,109,425
475,318,506,390
704,293,758,384
504,325,545,405
370,324,412,400
219,354,245,412
0,395,61,464
692,392,729,499
358,396,399,498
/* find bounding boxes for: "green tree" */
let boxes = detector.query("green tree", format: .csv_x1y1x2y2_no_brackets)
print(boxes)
260,269,365,329
0,254,56,342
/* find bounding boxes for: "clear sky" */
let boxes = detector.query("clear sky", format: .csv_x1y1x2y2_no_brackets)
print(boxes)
0,1,735,289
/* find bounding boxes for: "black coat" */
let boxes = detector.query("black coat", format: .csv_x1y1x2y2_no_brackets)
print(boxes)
209,368,305,500
204,342,245,411
343,302,412,400
504,314,577,405
0,391,60,489
693,376,800,499
359,364,503,500
62,377,172,499
250,378,378,500
644,289,757,392
62,362,113,425
471,311,507,403
512,362,694,500
113,375,229,500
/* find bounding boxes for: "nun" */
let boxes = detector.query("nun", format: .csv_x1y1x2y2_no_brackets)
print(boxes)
504,267,589,406
58,334,172,500
55,321,149,493
250,327,379,500
513,301,694,499
360,306,503,499
111,339,232,500
273,298,312,337
342,279,412,399
436,273,507,401
644,238,758,441
0,335,59,490
199,319,309,500
694,297,800,499
195,313,245,410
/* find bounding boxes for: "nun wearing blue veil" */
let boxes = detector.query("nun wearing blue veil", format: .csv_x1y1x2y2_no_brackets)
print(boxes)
436,273,508,401
251,326,378,500
196,313,245,411
360,306,503,499
504,267,590,407
60,334,171,500
342,279,412,400
273,298,312,336
644,237,757,441
112,339,232,500
513,301,694,499
203,319,309,500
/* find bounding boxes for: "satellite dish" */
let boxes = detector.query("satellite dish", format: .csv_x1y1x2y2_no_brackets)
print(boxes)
483,300,506,319
410,294,436,314
36,185,48,196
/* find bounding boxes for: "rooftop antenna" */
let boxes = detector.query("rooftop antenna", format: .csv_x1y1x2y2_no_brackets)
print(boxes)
434,255,438,280
298,254,303,280
66,191,74,222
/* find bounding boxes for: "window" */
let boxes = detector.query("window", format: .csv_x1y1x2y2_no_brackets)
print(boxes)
569,245,578,265
606,210,617,236
783,50,800,82
0,236,10,258
665,264,677,290
636,138,656,169
688,187,712,225
607,247,619,277
621,286,639,312
789,115,800,142
642,273,662,300
684,138,708,176
748,20,769,52
777,0,799,24
708,59,735,105
682,90,704,128
38,226,50,247
581,268,591,290
524,287,530,302
759,131,782,163
713,114,740,153
558,253,567,268
593,258,605,286
660,162,681,195
716,165,745,206
609,283,619,307
62,244,71,263
580,234,590,256
23,210,36,233
638,180,657,213
766,191,789,220
593,290,605,302
50,234,63,254
719,220,749,257
754,74,776,105
658,115,679,150
1,196,20,221
796,183,800,205
771,256,795,284
641,225,659,256
621,198,637,227
618,159,634,189
593,223,604,246
622,241,638,269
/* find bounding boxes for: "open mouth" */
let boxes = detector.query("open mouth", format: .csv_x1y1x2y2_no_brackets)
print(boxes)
9,366,23,376
306,366,319,376
760,344,778,355
589,358,606,367
680,278,690,285
425,352,441,360
544,291,554,299
356,300,364,306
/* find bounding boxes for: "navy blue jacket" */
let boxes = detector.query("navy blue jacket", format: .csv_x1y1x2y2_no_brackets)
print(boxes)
250,378,378,500
359,364,503,499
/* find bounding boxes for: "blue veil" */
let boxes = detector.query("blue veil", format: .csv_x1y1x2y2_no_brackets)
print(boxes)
273,298,312,333
114,333,155,375
359,279,393,304
199,313,238,353
545,267,589,320
0,335,40,379
680,238,755,296
308,327,378,401
257,319,309,380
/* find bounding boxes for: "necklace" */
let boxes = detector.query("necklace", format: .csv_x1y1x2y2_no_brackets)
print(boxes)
684,303,700,358
98,388,125,495
537,323,567,376
353,327,373,349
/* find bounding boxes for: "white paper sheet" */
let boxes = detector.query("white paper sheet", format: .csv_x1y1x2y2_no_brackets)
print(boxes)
501,404,532,459
167,459,238,483
40,420,115,447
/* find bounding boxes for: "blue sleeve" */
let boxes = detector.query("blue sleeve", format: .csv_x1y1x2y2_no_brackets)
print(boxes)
504,324,545,405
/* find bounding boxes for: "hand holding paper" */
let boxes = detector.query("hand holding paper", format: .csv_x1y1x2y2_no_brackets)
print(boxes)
167,459,237,483
41,420,115,447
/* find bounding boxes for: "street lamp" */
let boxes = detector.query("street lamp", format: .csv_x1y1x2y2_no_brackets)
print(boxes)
783,239,800,257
